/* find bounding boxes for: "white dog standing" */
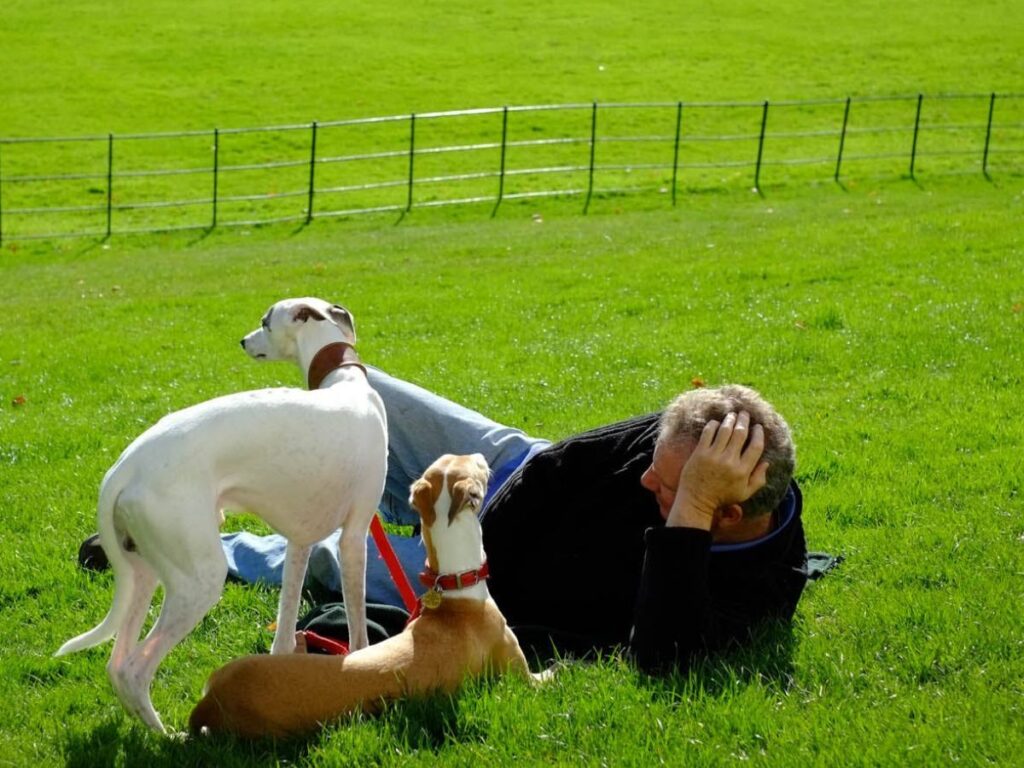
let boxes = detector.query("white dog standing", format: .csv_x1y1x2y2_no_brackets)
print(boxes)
55,297,387,733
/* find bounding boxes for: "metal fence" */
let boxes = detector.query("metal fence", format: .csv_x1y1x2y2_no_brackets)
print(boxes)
1,92,1021,243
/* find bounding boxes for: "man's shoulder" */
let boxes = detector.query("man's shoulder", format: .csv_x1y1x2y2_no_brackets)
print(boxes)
544,413,661,454
508,413,661,491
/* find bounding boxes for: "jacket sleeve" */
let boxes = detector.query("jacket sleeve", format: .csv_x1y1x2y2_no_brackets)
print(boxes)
629,527,798,674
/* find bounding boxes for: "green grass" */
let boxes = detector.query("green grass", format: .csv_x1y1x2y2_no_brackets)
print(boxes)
2,0,1024,765
2,0,1023,239
3,0,1022,137
2,177,1023,765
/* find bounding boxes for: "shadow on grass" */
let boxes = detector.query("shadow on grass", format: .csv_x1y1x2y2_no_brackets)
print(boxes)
184,227,215,246
514,618,798,693
60,684,490,765
652,619,799,698
375,692,475,751
61,715,315,768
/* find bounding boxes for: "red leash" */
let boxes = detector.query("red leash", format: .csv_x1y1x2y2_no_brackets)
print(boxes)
301,518,418,656
300,630,349,656
369,514,420,616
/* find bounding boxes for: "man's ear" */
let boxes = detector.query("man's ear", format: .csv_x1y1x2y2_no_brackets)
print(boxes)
716,503,745,528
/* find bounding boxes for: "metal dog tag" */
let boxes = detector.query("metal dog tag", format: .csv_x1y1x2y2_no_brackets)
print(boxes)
421,588,442,610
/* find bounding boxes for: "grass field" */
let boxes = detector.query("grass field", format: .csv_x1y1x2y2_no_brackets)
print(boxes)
2,1,1024,765
2,0,1024,240
3,0,1022,136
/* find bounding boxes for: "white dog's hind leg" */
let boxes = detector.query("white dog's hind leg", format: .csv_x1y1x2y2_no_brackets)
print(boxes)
115,550,228,732
338,522,370,651
107,556,158,703
270,541,312,655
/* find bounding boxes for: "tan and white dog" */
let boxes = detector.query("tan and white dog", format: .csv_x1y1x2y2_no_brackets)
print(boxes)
189,453,536,739
56,297,388,733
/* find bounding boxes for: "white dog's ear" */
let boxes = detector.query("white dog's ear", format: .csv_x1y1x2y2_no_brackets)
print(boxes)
291,304,327,324
328,304,357,343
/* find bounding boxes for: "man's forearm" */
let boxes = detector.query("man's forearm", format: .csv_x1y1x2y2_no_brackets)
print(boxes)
629,526,718,674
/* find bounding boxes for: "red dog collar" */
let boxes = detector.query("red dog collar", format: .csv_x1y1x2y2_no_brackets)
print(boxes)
418,561,490,592
407,562,491,624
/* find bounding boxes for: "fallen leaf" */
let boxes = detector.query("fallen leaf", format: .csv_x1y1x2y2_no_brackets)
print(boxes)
795,320,807,330
691,377,705,388
12,395,26,407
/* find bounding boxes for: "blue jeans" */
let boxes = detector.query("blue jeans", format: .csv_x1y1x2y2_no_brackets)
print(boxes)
367,366,550,526
221,368,551,604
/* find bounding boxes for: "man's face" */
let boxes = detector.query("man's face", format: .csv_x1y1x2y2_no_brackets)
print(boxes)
640,439,695,521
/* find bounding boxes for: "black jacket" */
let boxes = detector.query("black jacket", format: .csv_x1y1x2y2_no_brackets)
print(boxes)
480,413,807,673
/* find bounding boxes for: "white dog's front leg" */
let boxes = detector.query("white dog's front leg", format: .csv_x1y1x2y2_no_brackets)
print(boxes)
271,541,312,654
338,524,369,651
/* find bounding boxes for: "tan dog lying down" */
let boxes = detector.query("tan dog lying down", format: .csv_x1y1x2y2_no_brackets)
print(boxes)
190,453,534,738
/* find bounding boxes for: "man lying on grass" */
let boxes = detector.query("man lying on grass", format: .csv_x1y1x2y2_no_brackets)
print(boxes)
82,372,807,674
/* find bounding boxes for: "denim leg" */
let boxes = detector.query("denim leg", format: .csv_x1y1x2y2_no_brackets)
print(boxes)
367,366,548,526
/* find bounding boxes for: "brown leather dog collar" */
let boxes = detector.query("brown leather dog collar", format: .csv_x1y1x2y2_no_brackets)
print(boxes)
307,342,367,389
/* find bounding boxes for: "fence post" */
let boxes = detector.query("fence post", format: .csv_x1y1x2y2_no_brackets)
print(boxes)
584,101,598,214
982,92,996,178
754,100,769,191
835,97,852,183
211,128,219,228
493,106,509,216
909,93,923,179
106,133,114,237
406,113,416,212
306,121,318,224
671,101,683,206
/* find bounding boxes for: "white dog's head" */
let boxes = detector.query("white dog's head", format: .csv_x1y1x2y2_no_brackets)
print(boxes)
241,297,357,362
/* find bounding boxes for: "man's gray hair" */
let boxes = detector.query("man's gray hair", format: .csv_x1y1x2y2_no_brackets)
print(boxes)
657,384,795,518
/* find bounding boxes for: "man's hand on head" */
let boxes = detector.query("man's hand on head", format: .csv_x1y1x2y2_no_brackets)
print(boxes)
665,411,769,530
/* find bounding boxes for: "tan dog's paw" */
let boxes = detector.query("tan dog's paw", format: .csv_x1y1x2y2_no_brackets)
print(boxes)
530,663,561,685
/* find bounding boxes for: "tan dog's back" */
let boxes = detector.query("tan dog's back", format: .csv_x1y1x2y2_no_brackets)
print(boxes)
190,598,528,738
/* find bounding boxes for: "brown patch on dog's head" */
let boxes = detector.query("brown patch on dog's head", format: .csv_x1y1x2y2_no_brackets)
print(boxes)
444,453,489,526
291,304,327,324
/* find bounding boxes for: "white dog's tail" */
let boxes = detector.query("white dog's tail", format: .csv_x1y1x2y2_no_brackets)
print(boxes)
54,471,135,657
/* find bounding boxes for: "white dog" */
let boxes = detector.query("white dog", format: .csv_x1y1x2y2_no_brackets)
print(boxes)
56,297,388,733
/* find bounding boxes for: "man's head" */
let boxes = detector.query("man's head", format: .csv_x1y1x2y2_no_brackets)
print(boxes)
641,384,795,523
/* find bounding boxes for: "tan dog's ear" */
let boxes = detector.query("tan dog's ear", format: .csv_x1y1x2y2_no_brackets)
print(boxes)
448,479,484,525
409,478,437,528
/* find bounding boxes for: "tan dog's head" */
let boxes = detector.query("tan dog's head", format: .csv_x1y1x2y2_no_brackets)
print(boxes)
408,453,490,572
